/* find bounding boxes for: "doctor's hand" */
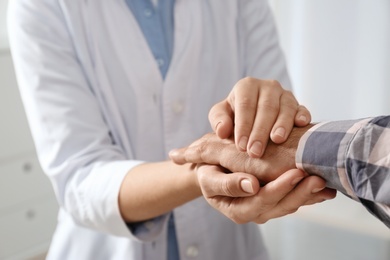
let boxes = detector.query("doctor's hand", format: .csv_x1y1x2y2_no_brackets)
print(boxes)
210,77,310,158
196,165,336,224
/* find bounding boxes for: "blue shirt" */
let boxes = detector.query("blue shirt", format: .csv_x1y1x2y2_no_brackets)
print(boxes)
125,0,179,260
126,0,174,79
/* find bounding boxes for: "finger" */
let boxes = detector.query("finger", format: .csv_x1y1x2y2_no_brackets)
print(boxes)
254,175,330,223
198,165,260,198
169,147,189,165
208,101,234,139
270,91,299,144
253,168,307,206
169,133,219,165
230,78,261,152
169,141,221,165
294,105,311,127
217,169,306,224
246,82,283,157
304,188,337,205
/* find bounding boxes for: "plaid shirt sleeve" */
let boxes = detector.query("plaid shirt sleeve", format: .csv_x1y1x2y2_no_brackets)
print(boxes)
296,116,390,228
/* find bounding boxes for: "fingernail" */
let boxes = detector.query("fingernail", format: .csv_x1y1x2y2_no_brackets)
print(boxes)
249,141,263,157
168,149,177,156
240,179,254,194
238,136,248,151
215,121,222,132
298,115,307,122
312,187,325,193
274,127,286,138
291,176,304,186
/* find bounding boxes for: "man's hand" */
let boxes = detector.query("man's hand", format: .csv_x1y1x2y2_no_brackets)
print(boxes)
169,125,313,183
196,165,336,224
169,125,337,224
209,77,311,157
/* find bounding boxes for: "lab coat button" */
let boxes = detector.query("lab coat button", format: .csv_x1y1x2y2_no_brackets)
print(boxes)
144,9,153,17
156,58,165,67
144,221,155,230
186,246,199,257
172,102,184,114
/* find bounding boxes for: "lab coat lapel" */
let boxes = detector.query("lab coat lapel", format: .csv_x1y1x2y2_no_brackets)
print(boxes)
165,0,202,88
162,0,203,150
78,0,164,158
99,1,163,95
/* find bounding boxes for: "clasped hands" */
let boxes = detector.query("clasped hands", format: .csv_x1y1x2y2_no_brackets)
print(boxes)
170,78,336,224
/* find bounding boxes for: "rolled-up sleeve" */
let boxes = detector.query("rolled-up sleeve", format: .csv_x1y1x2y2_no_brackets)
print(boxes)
296,116,390,228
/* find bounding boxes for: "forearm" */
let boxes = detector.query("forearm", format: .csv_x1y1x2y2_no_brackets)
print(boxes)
296,117,390,227
119,161,202,222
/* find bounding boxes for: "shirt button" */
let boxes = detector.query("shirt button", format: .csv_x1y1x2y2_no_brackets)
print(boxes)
144,221,155,230
172,101,184,114
156,58,165,67
186,246,199,257
144,8,153,17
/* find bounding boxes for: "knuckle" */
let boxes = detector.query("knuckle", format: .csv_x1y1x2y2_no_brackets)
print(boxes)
188,145,203,162
198,142,208,162
208,103,225,121
221,179,235,197
229,211,248,224
236,96,256,110
233,218,247,224
236,121,254,135
267,79,282,89
254,197,272,212
280,204,299,216
283,89,294,97
238,76,258,87
243,154,261,175
284,100,300,111
251,126,269,140
258,99,279,113
298,105,308,112
254,217,268,225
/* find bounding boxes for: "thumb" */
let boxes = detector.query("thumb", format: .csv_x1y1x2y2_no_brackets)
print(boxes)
168,148,187,165
198,165,260,197
208,101,234,139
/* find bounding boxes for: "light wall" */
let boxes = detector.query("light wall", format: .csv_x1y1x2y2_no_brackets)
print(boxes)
262,1,390,259
0,0,9,49
1,1,389,260
270,0,390,121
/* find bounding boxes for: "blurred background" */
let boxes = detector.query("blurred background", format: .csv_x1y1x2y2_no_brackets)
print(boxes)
0,1,58,259
0,0,389,259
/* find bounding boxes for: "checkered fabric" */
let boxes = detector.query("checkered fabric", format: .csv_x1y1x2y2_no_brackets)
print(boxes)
296,116,390,228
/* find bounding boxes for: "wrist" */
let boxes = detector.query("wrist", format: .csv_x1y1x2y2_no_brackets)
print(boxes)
277,124,315,173
288,124,315,150
179,162,203,197
291,124,315,168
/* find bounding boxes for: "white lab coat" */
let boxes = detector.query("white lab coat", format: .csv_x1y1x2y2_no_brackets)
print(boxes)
8,0,291,259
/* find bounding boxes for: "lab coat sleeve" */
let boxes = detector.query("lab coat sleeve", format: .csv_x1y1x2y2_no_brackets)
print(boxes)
7,0,167,240
296,117,390,228
238,0,292,90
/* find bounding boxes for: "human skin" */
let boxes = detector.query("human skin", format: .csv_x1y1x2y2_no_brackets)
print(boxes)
169,125,313,183
118,78,316,223
169,125,336,223
210,77,311,158
119,158,334,224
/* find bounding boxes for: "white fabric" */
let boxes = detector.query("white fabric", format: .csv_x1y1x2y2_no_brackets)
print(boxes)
8,0,290,259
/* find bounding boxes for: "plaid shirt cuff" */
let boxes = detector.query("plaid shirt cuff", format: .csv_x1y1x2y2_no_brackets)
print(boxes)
296,119,371,200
